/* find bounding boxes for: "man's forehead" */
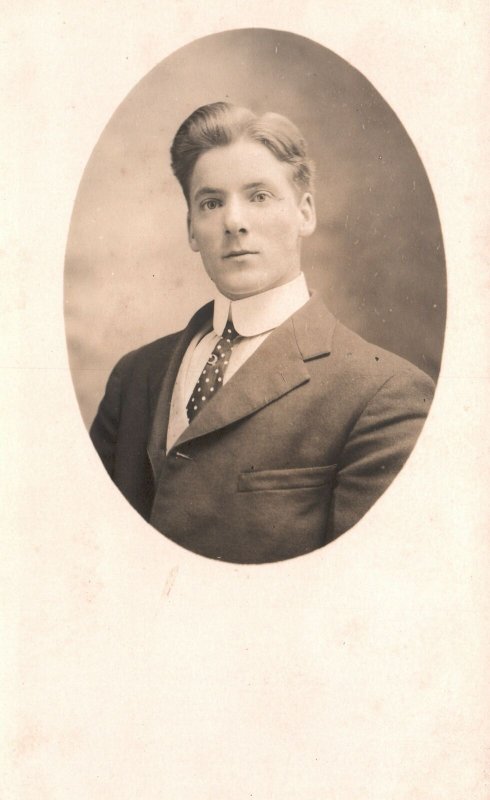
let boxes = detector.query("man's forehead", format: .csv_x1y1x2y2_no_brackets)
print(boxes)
189,140,299,198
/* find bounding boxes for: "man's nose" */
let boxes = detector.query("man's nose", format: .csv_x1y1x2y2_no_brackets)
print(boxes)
223,197,248,235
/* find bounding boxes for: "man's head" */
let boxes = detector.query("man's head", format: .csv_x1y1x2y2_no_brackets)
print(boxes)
170,102,317,300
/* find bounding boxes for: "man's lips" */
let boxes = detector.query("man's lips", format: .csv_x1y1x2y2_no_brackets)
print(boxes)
223,250,259,258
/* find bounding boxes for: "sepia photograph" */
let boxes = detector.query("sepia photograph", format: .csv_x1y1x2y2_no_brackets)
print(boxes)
65,29,445,562
4,5,489,798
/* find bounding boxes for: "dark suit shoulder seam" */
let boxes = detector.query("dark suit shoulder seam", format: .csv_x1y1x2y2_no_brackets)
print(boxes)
355,371,399,424
350,365,432,431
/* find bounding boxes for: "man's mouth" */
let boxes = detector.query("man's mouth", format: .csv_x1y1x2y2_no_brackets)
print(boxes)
223,250,258,258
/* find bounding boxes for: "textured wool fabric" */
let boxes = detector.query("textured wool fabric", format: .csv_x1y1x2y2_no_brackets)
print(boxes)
90,294,435,563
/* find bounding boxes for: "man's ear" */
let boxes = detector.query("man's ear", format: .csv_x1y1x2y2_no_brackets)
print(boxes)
187,212,200,252
298,193,317,238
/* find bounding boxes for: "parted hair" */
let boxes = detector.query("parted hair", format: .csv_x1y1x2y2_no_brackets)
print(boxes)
170,101,315,203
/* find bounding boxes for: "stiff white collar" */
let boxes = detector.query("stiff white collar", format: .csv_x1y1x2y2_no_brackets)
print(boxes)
212,273,310,337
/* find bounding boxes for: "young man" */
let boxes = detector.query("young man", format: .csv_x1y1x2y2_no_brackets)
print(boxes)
90,102,434,564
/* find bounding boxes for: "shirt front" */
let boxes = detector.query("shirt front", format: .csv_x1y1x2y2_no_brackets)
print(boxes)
166,272,310,452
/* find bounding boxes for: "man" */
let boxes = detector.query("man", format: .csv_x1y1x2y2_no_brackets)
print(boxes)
90,101,434,564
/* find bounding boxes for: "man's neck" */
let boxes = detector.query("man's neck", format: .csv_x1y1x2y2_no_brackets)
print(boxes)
213,273,310,337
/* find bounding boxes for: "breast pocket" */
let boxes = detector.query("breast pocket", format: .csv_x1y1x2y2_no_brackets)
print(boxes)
237,464,337,492
234,464,338,560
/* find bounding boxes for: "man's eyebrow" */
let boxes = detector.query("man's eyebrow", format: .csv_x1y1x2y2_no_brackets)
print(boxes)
193,186,223,201
193,181,275,202
243,181,267,189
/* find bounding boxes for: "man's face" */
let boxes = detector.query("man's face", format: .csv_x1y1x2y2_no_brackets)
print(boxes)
187,139,316,300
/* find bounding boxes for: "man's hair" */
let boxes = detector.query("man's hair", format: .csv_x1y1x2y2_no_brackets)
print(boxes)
170,101,315,204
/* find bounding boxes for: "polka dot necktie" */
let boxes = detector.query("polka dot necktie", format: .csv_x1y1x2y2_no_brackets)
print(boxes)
186,320,241,423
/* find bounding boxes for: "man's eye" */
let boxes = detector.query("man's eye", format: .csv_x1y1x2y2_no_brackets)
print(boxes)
252,192,270,203
202,199,220,210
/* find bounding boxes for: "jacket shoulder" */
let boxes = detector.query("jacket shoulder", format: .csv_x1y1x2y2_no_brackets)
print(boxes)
111,300,213,378
330,319,435,391
112,330,183,376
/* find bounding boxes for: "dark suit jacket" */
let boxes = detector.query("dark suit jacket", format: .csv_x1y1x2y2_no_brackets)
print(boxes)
90,294,435,563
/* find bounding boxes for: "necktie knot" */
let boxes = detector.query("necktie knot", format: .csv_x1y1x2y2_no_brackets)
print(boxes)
221,319,240,342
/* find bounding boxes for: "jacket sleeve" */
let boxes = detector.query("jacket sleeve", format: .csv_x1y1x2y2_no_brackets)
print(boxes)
89,360,125,479
328,368,435,538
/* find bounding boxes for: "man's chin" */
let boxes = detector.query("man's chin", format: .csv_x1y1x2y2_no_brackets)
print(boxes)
218,284,268,301
213,275,264,301
217,277,299,301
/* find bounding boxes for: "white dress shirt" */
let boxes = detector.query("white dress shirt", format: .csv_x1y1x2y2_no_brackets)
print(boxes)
166,272,310,451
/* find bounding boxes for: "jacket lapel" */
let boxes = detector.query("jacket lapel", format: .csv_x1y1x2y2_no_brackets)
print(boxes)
147,301,213,476
171,293,337,450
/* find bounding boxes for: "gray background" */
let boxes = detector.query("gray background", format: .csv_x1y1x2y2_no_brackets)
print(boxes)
64,28,446,427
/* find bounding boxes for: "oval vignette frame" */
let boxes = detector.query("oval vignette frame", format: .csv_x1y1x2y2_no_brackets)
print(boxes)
64,28,446,562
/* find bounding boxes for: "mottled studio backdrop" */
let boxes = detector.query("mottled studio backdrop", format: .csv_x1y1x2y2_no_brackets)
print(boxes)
64,29,446,428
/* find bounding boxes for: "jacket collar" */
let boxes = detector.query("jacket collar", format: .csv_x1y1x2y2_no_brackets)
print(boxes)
291,291,336,360
147,301,213,476
166,292,337,452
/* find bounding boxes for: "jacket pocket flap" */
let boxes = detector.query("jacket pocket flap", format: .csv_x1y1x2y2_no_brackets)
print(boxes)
238,465,337,492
